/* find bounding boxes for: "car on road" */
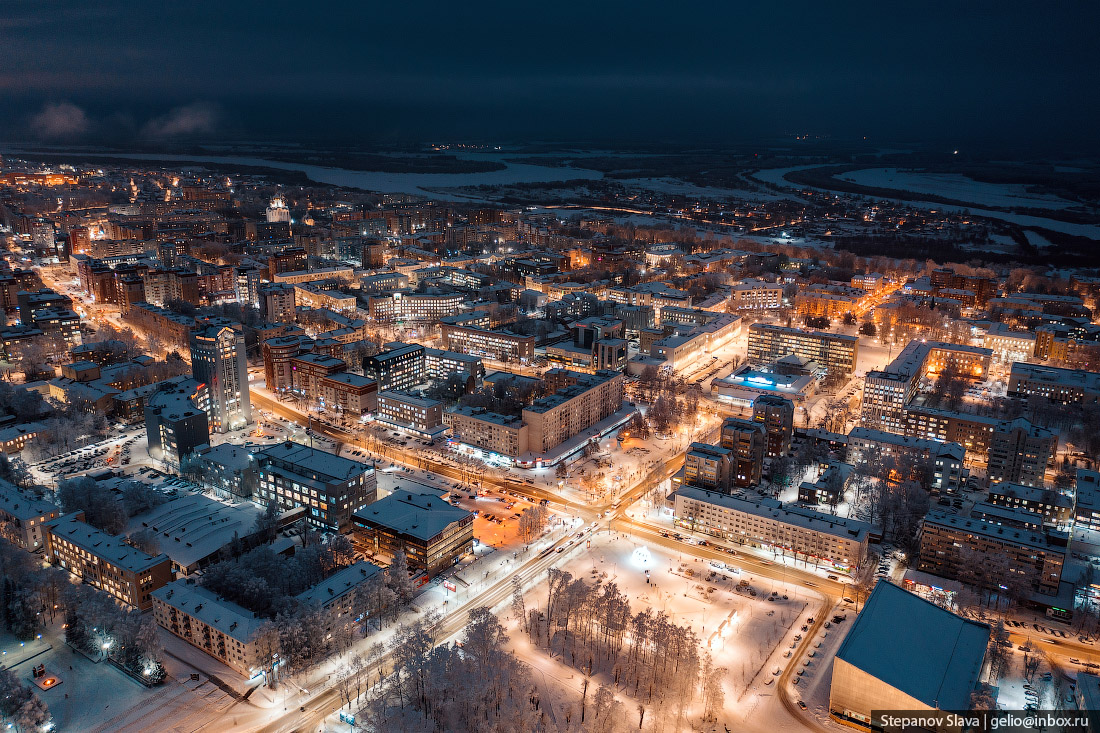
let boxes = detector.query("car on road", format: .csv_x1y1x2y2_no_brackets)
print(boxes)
797,701,807,710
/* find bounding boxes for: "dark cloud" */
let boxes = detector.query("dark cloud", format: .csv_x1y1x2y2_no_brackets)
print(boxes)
0,2,1097,148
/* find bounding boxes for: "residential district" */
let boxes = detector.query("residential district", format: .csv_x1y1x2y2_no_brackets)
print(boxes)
1,158,1100,732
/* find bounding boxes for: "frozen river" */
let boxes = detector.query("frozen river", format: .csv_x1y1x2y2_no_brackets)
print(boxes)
2,148,603,195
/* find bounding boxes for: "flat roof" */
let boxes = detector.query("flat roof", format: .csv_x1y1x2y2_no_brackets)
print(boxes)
923,510,1063,552
257,442,372,481
379,391,442,409
353,490,471,541
46,513,169,573
835,580,989,711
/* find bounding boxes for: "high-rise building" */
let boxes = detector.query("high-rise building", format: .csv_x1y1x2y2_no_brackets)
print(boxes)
719,417,766,487
986,418,1056,487
234,267,264,310
190,325,251,433
752,394,795,458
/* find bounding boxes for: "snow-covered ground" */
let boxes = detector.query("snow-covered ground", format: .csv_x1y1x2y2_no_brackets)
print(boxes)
505,528,831,732
837,168,1079,211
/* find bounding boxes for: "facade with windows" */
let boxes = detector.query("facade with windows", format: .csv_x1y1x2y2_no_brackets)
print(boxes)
671,487,871,571
254,442,377,531
44,513,173,611
352,492,474,575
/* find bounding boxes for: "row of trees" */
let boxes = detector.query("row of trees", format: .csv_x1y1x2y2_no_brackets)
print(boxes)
358,608,552,732
518,505,550,543
514,568,725,727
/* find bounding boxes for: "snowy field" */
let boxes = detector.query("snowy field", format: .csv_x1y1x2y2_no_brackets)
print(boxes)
837,168,1079,211
506,529,830,731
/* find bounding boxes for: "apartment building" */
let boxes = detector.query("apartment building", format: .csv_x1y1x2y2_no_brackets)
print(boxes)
523,369,625,454
986,482,1073,527
846,427,966,493
44,513,173,611
377,391,445,439
752,394,795,458
729,279,783,310
144,377,211,469
440,324,535,363
152,582,268,676
319,372,378,415
986,418,1056,487
719,417,766,487
254,442,377,531
352,491,474,575
678,443,733,492
260,282,296,323
443,405,529,457
0,481,61,551
290,353,347,402
262,334,315,393
1008,362,1100,405
917,510,1065,596
747,324,858,377
190,324,251,433
671,487,872,571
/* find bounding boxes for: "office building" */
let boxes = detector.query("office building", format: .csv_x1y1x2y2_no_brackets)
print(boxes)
747,324,858,377
190,324,250,433
440,324,535,363
44,513,173,611
363,342,425,392
254,441,377,531
352,491,474,575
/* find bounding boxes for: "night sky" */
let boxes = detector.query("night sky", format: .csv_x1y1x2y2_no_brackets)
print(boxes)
2,1,1098,148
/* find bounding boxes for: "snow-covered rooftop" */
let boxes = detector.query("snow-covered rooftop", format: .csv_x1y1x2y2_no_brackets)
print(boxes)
835,581,989,711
